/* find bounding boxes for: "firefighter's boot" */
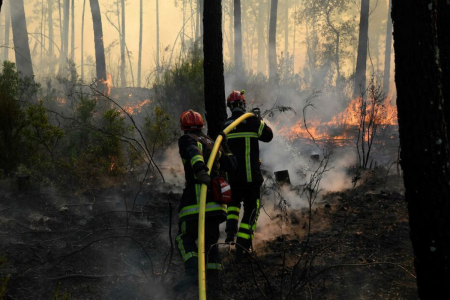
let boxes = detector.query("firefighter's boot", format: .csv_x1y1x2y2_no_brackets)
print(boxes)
225,231,236,243
173,269,198,293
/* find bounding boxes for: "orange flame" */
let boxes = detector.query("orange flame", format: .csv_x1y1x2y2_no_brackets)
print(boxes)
124,99,152,115
278,96,398,144
100,73,113,96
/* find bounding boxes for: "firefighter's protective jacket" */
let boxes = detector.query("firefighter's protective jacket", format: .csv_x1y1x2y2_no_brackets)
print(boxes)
224,109,273,185
178,130,236,222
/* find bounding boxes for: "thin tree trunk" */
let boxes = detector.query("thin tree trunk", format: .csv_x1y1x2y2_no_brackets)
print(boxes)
70,0,74,61
89,0,107,90
59,0,69,74
156,0,160,73
229,0,233,62
47,0,55,75
382,0,392,94
137,0,143,87
3,0,10,61
203,0,226,139
268,0,278,83
234,0,243,76
257,0,266,75
284,0,288,74
392,0,450,297
354,0,370,96
292,5,296,73
120,0,126,86
40,0,44,74
10,0,34,78
81,0,86,81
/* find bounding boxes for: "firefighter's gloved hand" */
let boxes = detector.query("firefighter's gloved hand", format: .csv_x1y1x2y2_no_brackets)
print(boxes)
196,169,211,185
218,132,231,153
252,108,262,120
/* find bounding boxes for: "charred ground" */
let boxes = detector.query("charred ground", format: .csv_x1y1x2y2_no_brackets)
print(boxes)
0,168,417,300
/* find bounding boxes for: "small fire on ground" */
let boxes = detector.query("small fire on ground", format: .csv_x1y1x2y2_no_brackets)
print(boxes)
123,99,152,115
278,96,398,143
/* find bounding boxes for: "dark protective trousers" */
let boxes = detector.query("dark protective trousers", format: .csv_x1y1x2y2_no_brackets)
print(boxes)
175,218,222,275
225,184,261,254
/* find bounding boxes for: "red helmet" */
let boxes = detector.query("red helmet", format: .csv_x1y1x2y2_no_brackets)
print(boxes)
227,90,246,107
180,109,205,131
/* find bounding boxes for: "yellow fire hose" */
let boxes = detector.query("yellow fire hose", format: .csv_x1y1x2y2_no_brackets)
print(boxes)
198,112,255,300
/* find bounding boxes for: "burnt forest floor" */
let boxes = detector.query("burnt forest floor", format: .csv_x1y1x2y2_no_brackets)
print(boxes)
0,169,417,300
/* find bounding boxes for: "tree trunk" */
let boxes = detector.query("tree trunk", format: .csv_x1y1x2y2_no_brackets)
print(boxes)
228,0,234,62
47,0,55,75
234,0,243,73
120,0,126,87
3,0,10,61
137,0,143,87
437,0,450,129
58,0,69,74
89,0,107,89
203,0,226,139
198,0,204,49
292,5,296,73
40,0,45,72
10,0,34,78
284,0,288,74
268,0,278,83
257,0,266,75
0,6,3,48
392,0,450,297
354,0,370,96
70,0,74,61
382,0,392,94
156,0,160,73
81,0,86,81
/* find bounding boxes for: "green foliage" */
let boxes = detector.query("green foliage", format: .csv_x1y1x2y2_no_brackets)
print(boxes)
153,45,204,115
24,101,65,159
0,61,38,174
144,106,178,153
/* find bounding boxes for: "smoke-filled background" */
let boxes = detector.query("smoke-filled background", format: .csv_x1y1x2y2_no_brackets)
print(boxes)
0,0,394,89
0,0,410,299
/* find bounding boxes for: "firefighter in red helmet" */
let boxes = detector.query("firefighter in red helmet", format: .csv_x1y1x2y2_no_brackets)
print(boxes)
223,91,273,260
173,110,236,292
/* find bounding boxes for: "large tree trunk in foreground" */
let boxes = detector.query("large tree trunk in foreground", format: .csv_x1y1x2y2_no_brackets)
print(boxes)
437,0,450,129
89,0,107,90
10,0,34,79
382,0,392,94
268,0,278,83
354,0,370,96
203,0,227,139
392,0,450,297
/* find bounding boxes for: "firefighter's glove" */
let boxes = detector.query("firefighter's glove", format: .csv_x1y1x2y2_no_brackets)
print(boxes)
219,132,231,153
195,169,211,185
252,108,262,120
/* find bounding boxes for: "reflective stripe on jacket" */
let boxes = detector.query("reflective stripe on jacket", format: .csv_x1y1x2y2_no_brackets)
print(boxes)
178,130,236,222
224,110,273,184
